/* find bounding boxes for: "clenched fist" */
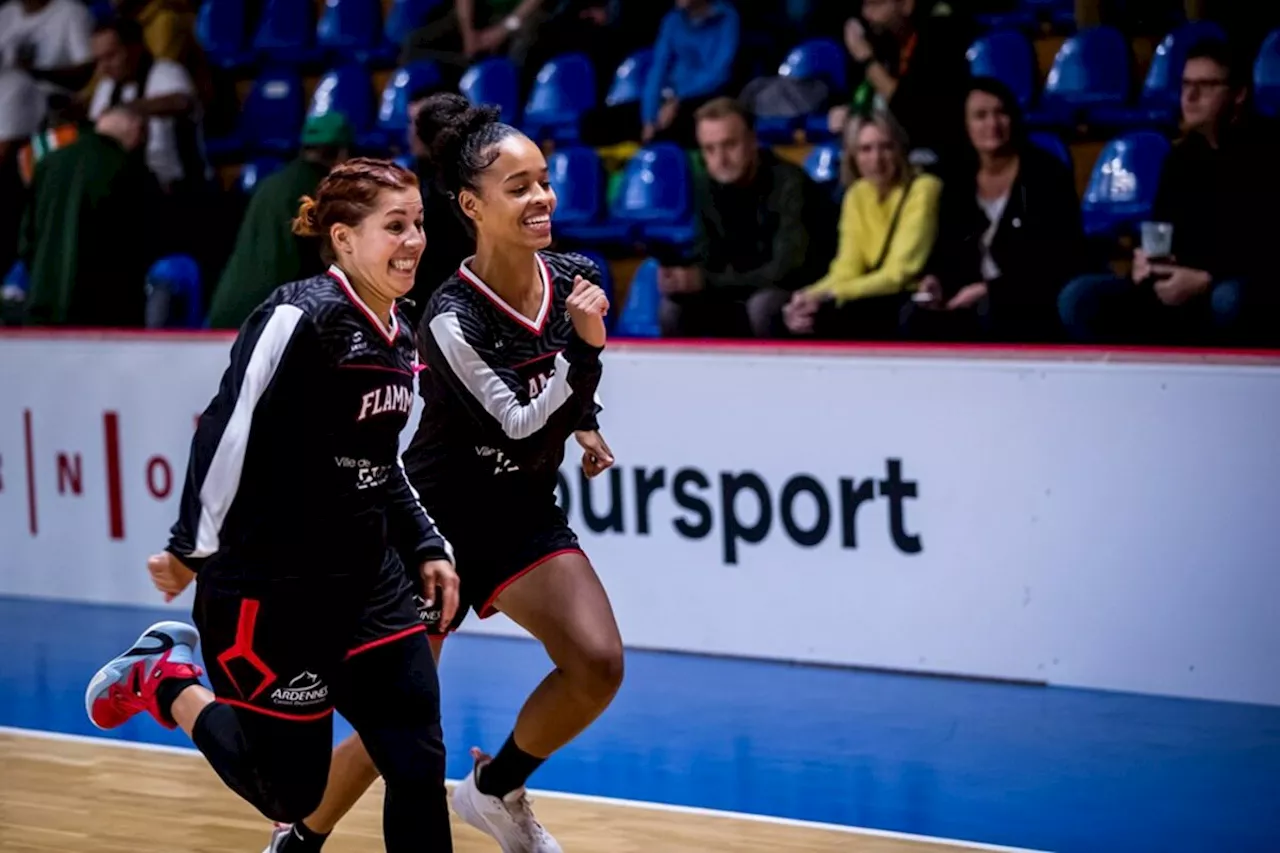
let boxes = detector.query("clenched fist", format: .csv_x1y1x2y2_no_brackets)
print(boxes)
566,275,609,348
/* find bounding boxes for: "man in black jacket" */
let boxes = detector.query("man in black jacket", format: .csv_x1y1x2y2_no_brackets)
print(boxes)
1058,39,1280,347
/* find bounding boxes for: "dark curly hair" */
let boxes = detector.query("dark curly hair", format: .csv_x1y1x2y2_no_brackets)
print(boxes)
413,92,521,230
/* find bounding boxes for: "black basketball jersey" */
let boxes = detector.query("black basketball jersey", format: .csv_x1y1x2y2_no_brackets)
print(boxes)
166,266,452,592
403,250,605,509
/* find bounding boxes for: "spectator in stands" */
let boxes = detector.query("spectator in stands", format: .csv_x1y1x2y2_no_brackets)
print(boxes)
658,97,834,338
401,0,550,87
902,77,1081,342
782,108,941,339
0,69,44,284
578,0,740,147
520,1,630,99
107,0,214,106
0,0,95,98
1058,39,1280,347
205,113,353,330
19,107,158,327
86,16,207,194
828,0,969,167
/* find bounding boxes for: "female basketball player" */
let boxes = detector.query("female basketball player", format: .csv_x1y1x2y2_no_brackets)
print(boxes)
271,93,621,853
83,158,459,853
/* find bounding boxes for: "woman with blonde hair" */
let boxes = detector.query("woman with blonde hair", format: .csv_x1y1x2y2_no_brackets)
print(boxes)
783,108,941,339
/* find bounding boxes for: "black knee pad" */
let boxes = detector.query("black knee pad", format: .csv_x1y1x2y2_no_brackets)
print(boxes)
254,771,327,824
375,719,447,789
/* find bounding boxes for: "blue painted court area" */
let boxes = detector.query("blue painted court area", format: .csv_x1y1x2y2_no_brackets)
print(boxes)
1,595,1277,853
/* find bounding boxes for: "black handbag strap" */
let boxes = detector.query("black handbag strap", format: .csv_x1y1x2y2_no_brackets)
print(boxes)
867,173,917,274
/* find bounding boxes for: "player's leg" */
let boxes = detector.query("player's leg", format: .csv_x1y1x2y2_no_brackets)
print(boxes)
488,551,624,759
338,630,452,853
85,616,334,824
278,633,447,850
451,549,622,851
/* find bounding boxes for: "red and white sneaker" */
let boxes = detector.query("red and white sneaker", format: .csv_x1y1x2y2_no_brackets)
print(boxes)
84,621,203,730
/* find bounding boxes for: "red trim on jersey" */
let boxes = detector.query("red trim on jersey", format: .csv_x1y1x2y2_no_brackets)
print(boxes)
215,697,334,722
479,548,585,618
344,624,427,659
327,265,400,346
457,253,553,335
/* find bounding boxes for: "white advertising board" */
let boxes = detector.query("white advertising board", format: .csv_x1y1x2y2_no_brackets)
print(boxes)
2,333,1278,706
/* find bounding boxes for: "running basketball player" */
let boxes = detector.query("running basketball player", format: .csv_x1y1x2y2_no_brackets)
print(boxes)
83,158,459,853
266,94,622,853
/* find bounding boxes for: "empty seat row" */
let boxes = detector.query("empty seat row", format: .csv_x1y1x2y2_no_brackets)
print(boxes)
206,46,657,160
196,0,444,69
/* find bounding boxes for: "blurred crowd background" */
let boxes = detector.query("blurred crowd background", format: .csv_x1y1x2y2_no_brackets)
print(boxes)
2,0,1278,347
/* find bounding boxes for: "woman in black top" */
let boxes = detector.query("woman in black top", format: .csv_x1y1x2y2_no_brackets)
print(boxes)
903,77,1082,342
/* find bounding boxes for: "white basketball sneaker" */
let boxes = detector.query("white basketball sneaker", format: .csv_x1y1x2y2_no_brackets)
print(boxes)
451,750,562,853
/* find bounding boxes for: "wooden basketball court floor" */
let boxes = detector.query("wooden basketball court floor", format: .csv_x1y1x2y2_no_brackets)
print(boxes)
5,597,1279,852
0,730,1042,853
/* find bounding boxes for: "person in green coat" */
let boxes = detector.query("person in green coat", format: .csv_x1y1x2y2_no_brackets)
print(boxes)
20,108,159,327
205,112,352,329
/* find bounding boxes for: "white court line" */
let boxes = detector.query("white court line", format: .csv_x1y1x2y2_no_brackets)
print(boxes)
0,725,1052,853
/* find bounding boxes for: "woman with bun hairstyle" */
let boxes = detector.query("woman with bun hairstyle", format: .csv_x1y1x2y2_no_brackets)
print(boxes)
278,93,620,853
83,157,458,853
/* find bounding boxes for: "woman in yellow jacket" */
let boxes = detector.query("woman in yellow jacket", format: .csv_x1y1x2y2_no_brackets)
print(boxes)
783,109,942,339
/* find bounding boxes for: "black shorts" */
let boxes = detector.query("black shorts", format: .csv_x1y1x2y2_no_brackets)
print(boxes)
195,554,425,721
421,500,583,636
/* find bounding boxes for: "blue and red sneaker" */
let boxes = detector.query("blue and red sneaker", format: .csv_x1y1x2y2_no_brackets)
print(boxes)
85,621,204,730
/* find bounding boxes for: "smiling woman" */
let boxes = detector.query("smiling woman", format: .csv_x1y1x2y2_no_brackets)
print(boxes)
292,157,426,330
80,150,459,853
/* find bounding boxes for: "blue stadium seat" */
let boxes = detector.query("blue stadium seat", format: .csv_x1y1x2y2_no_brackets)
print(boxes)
1028,131,1071,169
145,255,204,329
1027,26,1130,127
459,57,520,125
385,0,443,49
966,29,1037,108
1080,131,1170,237
803,142,840,184
1255,29,1280,119
977,0,1075,31
605,48,653,107
375,60,443,149
316,0,397,65
239,157,286,193
546,146,603,227
195,0,254,70
2,260,28,296
252,0,322,65
207,66,306,158
758,38,847,142
523,52,597,143
309,64,378,147
616,143,695,248
615,257,661,338
1091,20,1226,128
779,37,847,93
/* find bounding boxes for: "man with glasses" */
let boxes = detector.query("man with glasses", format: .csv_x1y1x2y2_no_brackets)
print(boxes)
1058,38,1280,347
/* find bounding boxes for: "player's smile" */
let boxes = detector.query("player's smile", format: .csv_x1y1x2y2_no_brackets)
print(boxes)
522,210,552,238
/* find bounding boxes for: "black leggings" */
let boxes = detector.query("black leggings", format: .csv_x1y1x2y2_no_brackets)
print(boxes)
190,631,451,851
